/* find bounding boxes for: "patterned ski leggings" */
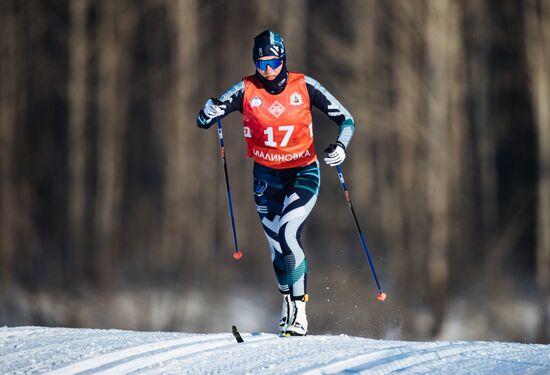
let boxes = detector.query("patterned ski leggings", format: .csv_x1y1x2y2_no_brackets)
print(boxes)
252,161,320,300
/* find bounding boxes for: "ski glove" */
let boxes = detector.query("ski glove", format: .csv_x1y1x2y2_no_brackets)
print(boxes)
324,142,346,166
202,98,226,119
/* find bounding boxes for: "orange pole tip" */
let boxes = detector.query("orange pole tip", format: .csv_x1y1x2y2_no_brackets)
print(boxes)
377,291,387,302
233,250,243,260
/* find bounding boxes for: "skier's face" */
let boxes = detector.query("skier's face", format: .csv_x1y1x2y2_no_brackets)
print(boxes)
256,57,284,80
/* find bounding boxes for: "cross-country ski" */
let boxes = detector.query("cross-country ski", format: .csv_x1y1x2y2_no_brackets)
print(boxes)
232,325,244,343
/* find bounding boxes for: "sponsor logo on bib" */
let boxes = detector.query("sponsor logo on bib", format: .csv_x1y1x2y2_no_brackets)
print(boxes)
290,92,303,106
250,96,262,108
268,101,286,118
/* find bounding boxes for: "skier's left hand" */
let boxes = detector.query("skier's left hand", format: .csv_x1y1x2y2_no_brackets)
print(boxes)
324,142,346,166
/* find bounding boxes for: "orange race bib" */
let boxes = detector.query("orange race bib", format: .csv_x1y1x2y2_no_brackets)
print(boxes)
242,72,316,169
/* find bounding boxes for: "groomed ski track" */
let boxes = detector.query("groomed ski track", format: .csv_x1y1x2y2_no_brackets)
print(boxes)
1,326,549,374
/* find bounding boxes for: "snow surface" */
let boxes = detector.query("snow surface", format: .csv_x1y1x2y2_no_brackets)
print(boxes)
1,326,549,374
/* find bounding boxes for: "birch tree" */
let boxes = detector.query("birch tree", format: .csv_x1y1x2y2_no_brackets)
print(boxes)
95,0,134,291
424,0,465,337
161,0,201,266
280,0,307,72
524,0,550,343
68,0,89,284
0,0,18,289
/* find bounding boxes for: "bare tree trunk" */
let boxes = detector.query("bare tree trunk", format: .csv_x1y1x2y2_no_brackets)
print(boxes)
161,0,199,266
426,0,451,338
466,0,500,294
350,0,377,213
524,0,550,344
280,0,307,71
0,0,18,289
424,0,463,337
470,0,496,254
453,0,490,296
95,0,133,292
467,0,529,340
68,0,89,285
390,1,427,337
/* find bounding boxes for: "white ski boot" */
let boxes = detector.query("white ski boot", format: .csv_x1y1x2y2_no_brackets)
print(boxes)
284,294,308,336
279,293,293,333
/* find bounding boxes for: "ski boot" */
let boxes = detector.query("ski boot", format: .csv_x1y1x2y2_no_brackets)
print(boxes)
284,294,308,336
279,293,293,334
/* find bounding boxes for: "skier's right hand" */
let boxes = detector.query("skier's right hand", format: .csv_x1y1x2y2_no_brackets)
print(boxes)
323,142,346,166
203,98,226,120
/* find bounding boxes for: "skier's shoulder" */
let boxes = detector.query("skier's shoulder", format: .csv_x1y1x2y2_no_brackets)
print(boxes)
220,80,245,103
287,71,306,81
303,74,322,90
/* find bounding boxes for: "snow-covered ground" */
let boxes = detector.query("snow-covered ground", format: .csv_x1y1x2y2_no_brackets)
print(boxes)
1,326,549,374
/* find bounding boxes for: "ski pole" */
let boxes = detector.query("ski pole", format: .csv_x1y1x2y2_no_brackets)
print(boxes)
335,165,386,301
215,115,243,260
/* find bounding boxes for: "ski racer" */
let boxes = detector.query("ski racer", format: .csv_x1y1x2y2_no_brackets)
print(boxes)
197,30,355,336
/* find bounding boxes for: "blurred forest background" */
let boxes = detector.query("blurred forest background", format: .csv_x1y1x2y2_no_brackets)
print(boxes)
1,0,549,344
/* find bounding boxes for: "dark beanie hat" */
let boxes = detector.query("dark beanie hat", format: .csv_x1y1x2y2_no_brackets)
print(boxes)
252,30,286,62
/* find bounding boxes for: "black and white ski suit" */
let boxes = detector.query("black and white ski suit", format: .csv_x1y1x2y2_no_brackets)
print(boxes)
197,74,355,300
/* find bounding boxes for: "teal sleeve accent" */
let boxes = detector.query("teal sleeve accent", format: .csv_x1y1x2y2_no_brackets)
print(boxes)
337,119,355,149
197,109,215,129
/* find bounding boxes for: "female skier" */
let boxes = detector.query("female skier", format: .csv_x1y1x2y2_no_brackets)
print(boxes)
197,30,355,336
